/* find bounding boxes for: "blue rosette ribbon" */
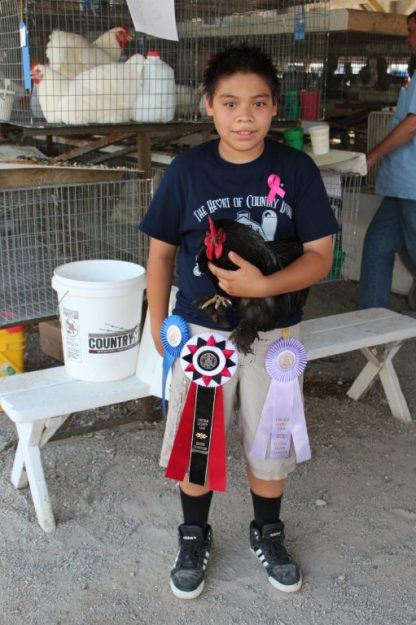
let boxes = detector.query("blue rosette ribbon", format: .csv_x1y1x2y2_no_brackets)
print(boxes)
160,315,189,416
250,337,311,463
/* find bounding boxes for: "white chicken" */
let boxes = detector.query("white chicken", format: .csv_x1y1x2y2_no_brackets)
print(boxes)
59,54,145,125
30,64,71,123
46,25,130,78
198,92,208,118
175,84,205,119
175,84,197,118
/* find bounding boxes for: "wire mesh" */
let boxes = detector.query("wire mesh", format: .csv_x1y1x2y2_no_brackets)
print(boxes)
325,30,410,109
320,170,361,282
366,109,394,189
0,0,329,126
0,175,152,327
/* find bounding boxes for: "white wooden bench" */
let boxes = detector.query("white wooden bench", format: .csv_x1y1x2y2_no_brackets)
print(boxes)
1,307,415,533
304,308,416,423
0,299,167,534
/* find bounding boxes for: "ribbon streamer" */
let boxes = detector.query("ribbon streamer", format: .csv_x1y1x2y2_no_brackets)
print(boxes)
165,333,238,491
267,174,286,203
250,337,311,463
160,315,189,416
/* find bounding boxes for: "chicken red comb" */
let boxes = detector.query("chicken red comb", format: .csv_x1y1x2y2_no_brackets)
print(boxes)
204,216,226,261
122,24,132,42
114,25,131,48
208,215,217,238
30,63,43,83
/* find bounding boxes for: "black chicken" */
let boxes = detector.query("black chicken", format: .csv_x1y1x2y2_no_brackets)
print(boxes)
196,216,309,354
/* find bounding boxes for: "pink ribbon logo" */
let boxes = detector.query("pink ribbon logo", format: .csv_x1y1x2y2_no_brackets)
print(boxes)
267,174,286,203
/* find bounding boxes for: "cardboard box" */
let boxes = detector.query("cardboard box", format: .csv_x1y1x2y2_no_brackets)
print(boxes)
38,320,64,363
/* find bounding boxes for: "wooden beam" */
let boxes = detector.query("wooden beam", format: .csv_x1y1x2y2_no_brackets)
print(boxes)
364,0,386,11
330,8,407,34
330,0,390,9
19,122,213,138
137,132,152,178
390,0,416,14
0,165,127,189
51,130,137,163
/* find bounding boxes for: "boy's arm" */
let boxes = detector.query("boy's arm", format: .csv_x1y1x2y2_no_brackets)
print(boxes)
208,235,333,298
146,237,177,355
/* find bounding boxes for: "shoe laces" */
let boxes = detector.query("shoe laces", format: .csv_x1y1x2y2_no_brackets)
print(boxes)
263,533,292,565
177,539,206,569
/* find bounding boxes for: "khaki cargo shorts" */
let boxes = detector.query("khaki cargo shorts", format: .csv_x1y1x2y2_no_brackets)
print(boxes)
160,322,304,481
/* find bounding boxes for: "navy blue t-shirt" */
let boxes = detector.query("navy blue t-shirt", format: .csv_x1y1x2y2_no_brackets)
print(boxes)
139,137,339,329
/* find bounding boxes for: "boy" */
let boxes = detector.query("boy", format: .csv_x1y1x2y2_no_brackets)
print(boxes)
139,44,338,600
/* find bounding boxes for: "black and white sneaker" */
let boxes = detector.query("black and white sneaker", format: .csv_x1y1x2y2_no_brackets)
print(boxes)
170,524,212,599
250,520,302,592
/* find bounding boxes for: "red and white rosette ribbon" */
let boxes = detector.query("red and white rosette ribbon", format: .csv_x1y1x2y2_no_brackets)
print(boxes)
165,333,238,492
250,337,311,463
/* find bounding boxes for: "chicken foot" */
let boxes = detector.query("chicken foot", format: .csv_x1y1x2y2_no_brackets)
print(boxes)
194,294,232,325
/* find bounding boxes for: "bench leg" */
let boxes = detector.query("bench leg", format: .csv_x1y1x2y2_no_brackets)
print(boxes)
11,431,30,490
12,422,56,533
379,360,411,423
40,415,69,447
11,415,68,488
347,342,412,423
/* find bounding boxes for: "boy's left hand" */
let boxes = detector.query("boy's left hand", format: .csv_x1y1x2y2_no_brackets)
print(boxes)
208,251,267,298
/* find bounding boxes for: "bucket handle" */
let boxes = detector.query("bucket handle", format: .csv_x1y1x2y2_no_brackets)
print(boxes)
56,289,69,321
0,78,11,101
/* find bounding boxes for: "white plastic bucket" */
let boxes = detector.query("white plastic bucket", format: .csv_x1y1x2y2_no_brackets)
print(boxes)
131,50,176,122
309,124,330,155
0,88,15,122
52,260,146,382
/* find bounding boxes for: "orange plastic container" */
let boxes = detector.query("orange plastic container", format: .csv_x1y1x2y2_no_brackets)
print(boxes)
0,325,25,376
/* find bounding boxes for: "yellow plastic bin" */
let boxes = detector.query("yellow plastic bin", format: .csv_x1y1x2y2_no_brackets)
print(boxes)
0,325,25,377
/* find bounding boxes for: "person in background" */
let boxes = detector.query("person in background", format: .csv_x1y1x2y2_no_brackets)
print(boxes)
139,44,338,600
359,12,416,309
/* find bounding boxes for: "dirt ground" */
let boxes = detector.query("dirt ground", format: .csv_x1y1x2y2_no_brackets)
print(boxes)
0,280,415,625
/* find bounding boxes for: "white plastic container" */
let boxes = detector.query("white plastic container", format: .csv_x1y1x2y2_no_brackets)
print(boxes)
52,260,146,382
0,87,15,122
131,50,176,122
309,124,330,155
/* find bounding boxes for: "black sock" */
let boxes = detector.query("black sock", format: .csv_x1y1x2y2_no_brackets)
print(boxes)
251,490,282,531
179,488,213,533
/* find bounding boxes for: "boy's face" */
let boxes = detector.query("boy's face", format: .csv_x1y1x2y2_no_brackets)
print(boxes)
205,72,277,164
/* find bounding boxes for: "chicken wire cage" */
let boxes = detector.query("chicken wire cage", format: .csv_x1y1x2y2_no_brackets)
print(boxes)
325,30,410,108
0,0,329,127
320,170,362,282
366,109,394,189
0,174,153,327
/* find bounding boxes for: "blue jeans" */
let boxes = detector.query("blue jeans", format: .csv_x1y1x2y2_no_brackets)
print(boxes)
359,196,416,309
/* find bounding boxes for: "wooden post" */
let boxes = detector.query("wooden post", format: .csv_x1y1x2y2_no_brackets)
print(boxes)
137,131,152,178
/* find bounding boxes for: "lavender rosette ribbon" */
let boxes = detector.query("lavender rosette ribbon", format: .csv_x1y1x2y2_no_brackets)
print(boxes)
160,315,189,417
250,337,311,463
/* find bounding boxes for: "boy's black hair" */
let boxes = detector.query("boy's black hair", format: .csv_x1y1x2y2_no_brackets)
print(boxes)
407,11,416,22
203,43,279,103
